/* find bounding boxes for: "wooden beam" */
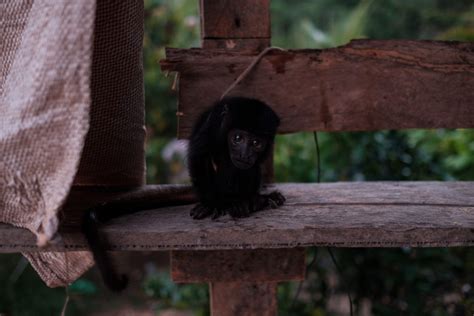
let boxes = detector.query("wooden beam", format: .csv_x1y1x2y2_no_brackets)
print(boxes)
200,0,271,50
160,40,474,138
171,249,305,283
2,182,474,252
171,249,304,316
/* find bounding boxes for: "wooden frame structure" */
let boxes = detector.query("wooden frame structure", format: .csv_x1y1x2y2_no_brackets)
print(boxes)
1,1,474,315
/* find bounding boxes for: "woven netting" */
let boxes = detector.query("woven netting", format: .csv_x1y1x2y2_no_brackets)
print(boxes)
1,0,145,287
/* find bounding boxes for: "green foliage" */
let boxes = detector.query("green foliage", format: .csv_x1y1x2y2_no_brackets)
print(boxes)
0,254,82,316
275,129,474,183
143,0,200,183
143,271,209,315
144,0,199,136
69,279,98,296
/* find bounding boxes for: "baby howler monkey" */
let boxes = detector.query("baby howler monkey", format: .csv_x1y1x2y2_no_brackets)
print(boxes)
188,97,285,219
82,97,285,292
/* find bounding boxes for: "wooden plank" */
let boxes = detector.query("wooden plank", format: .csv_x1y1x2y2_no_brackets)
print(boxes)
200,0,270,39
210,282,277,316
1,182,474,252
160,40,474,138
171,249,305,283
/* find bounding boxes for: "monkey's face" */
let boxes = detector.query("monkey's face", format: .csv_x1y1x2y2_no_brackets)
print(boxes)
227,129,267,170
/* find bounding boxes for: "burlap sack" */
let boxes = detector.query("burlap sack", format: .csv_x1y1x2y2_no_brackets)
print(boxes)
1,0,145,287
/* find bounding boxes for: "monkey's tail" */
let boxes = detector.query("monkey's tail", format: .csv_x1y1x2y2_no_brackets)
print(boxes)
81,185,197,292
82,210,128,292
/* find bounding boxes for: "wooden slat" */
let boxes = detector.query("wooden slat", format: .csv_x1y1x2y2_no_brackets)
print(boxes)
171,249,305,283
1,182,474,252
160,40,474,138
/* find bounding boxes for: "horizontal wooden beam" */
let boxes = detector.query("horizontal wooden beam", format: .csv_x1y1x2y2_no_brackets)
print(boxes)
171,249,305,283
160,40,474,138
1,182,474,252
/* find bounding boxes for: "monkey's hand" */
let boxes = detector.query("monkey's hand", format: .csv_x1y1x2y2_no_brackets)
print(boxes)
227,201,252,218
252,191,286,212
266,191,286,208
191,203,226,220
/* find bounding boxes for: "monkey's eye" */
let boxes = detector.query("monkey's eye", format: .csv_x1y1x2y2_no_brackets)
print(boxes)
252,139,262,149
233,133,243,144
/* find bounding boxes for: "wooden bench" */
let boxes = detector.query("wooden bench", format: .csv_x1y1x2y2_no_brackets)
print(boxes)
1,1,473,315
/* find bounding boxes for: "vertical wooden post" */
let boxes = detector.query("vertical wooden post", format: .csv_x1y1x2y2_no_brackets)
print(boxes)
170,2,294,315
210,283,277,316
171,249,306,316
199,0,271,51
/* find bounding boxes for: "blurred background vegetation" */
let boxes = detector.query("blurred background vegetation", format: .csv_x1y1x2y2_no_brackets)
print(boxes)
1,0,473,315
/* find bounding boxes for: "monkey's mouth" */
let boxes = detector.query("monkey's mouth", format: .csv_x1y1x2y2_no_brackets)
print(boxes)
231,158,253,170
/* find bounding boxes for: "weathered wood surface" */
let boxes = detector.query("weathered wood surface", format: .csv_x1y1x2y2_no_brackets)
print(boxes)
199,0,270,50
199,0,270,40
1,182,474,252
160,40,474,138
171,249,305,283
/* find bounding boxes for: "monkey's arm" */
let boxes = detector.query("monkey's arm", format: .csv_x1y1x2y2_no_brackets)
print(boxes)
188,156,225,219
81,185,196,292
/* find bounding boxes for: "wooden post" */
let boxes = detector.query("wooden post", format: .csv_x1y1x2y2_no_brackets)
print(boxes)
199,0,271,51
169,2,295,315
171,249,306,316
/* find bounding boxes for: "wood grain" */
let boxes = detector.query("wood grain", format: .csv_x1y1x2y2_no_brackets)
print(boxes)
171,249,305,283
199,0,270,39
1,182,474,252
160,40,474,138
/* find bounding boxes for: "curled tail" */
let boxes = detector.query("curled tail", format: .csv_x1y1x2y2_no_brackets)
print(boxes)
81,185,196,292
82,208,128,292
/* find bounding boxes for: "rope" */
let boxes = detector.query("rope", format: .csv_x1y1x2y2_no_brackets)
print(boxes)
61,285,70,316
220,46,286,100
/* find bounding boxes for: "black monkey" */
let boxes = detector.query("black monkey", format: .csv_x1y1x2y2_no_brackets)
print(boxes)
81,97,285,291
188,97,285,219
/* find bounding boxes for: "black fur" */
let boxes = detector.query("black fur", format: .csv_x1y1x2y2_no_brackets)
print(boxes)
188,97,285,219
81,186,195,292
81,97,285,292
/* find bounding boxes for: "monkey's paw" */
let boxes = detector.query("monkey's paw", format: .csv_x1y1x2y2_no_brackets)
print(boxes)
266,191,286,209
227,202,251,218
190,204,225,220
